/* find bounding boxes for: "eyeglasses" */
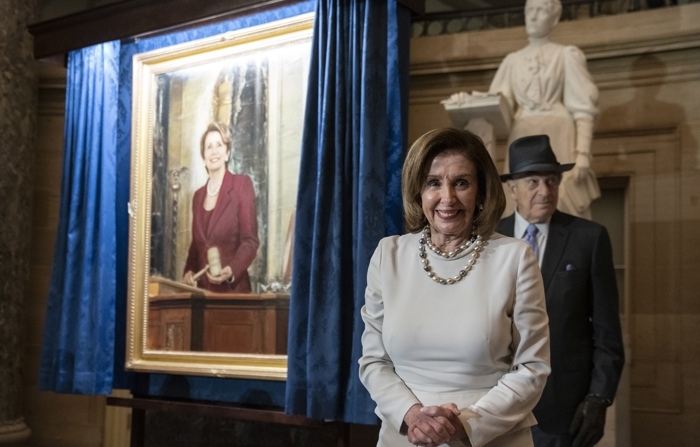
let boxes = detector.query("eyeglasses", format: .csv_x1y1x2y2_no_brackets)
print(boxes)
516,175,561,190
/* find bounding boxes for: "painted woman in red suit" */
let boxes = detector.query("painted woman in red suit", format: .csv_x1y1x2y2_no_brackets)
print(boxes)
182,122,260,293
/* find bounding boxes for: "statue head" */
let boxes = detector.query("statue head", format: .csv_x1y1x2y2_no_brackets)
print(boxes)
525,0,562,39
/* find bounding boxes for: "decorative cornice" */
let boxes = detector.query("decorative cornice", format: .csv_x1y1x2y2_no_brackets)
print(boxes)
29,0,303,61
29,0,425,62
410,4,700,76
36,62,67,116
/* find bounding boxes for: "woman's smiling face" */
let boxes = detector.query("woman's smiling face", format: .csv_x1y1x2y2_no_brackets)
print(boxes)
421,151,479,241
202,130,229,172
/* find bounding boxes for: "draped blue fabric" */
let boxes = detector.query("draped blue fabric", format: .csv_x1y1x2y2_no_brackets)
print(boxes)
37,0,410,418
39,41,121,394
285,0,408,424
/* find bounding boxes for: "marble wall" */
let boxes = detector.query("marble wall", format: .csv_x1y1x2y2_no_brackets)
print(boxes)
0,0,38,444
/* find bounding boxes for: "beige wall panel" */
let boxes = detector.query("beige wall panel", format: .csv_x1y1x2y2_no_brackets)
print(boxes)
23,391,105,447
680,315,700,369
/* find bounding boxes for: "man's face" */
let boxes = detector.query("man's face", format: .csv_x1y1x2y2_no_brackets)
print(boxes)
507,172,561,223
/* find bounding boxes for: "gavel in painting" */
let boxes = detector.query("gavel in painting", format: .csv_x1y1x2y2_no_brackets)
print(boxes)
191,246,222,281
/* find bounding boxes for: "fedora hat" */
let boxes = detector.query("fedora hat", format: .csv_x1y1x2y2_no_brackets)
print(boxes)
500,134,574,181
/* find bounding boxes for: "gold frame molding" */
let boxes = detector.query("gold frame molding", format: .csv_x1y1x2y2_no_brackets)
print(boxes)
126,13,314,380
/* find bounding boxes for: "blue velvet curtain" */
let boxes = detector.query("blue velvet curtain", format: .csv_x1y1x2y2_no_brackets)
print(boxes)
37,1,409,418
285,0,409,424
39,41,121,394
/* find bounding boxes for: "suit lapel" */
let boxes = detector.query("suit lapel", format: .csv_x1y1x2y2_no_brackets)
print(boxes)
541,211,570,291
500,212,570,291
207,171,233,239
191,188,208,242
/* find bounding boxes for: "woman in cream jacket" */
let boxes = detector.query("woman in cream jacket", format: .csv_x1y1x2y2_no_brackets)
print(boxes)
359,128,550,447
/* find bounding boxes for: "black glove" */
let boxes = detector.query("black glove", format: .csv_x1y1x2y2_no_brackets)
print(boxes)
569,394,609,447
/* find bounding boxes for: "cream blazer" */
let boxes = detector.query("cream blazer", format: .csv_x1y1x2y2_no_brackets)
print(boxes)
359,232,550,447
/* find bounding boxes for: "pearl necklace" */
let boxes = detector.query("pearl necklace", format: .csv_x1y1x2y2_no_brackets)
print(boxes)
419,226,484,285
206,179,222,196
424,226,475,258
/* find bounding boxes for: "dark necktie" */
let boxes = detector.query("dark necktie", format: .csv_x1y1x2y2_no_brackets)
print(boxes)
524,224,539,258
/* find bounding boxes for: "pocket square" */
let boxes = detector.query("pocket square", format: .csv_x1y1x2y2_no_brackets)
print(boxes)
565,263,576,271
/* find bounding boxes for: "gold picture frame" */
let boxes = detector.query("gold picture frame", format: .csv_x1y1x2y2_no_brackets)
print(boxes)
126,13,314,380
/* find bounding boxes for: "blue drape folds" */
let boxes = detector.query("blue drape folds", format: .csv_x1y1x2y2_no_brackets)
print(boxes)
37,1,410,418
285,0,408,424
39,41,121,394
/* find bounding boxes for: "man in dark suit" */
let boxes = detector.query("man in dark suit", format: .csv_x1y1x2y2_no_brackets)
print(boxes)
497,135,625,447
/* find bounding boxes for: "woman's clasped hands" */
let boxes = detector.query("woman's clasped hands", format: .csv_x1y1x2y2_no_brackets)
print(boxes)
404,403,469,447
182,265,234,287
206,265,233,285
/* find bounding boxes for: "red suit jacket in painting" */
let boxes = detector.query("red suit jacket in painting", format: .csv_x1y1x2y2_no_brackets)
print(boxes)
185,170,260,293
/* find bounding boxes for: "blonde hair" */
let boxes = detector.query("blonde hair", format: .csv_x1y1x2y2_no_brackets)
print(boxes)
401,128,505,237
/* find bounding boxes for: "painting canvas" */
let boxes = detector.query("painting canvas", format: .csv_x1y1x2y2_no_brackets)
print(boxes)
126,13,313,379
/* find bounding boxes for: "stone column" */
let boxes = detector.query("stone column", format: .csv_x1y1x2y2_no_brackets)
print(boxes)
0,0,38,443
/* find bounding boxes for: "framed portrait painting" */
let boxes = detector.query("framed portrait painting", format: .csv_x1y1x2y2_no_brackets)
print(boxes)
126,13,313,379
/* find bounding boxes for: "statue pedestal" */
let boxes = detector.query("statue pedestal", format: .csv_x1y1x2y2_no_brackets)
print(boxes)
442,93,511,161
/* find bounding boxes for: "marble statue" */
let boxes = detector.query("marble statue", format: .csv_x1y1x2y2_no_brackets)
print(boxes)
489,0,600,218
